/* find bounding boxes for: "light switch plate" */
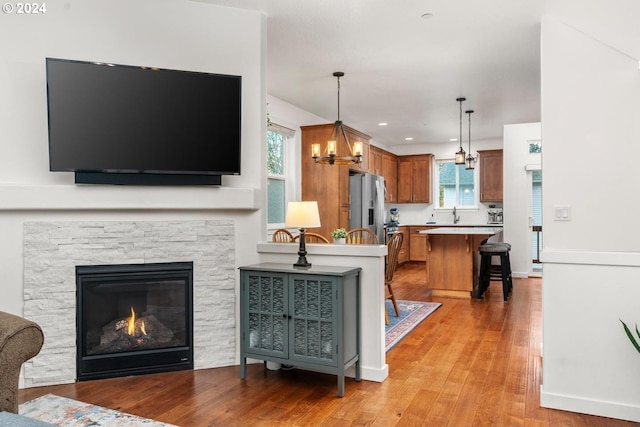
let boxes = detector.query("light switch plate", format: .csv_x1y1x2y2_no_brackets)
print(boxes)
553,205,571,221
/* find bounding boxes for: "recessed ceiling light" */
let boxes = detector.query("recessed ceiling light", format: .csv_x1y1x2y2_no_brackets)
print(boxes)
421,13,434,19
405,137,413,141
450,138,458,142
378,122,388,126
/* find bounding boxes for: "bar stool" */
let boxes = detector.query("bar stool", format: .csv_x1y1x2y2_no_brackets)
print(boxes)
478,243,512,301
485,242,512,286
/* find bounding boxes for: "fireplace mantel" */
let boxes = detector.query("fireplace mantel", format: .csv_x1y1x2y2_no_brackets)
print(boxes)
0,185,258,211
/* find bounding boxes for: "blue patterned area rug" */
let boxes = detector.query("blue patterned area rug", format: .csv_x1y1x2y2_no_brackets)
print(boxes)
19,394,177,427
385,300,441,352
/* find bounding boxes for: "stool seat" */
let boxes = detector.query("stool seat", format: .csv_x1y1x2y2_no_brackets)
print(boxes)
483,242,511,250
479,244,509,254
477,242,512,301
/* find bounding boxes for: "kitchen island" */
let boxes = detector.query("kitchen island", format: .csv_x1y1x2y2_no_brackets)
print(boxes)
419,227,503,298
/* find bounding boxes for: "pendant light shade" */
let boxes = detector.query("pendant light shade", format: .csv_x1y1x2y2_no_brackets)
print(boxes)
455,97,466,165
311,72,363,165
465,109,476,170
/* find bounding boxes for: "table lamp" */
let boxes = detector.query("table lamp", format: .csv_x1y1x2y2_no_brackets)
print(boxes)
285,201,321,268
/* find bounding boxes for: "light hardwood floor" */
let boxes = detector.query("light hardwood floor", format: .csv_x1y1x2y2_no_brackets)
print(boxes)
19,262,635,426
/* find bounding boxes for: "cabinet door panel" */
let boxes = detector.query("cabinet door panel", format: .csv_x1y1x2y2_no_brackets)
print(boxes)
244,272,288,358
397,158,413,203
290,275,337,365
382,154,397,202
479,149,503,202
412,157,430,203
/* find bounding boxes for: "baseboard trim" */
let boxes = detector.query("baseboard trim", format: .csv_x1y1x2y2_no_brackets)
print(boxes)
359,364,389,383
431,289,471,299
540,385,640,423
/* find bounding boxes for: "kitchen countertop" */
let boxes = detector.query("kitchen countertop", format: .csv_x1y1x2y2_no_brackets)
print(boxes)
392,223,503,228
419,226,503,235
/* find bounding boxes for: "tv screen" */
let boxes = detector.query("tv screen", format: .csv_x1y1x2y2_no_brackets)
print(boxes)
46,58,241,184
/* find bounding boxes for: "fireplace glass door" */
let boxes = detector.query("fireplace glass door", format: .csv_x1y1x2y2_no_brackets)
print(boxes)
76,262,193,381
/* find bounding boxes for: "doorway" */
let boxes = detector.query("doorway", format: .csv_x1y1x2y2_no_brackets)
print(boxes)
530,169,542,277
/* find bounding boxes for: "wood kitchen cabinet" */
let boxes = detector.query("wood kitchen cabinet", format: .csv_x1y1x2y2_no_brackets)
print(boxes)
368,146,397,203
479,149,503,202
397,155,433,203
382,153,397,203
301,124,372,238
409,226,429,261
369,146,383,175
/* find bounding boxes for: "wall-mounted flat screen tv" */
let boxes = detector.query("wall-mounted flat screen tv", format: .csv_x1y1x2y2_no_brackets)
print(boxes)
46,58,241,185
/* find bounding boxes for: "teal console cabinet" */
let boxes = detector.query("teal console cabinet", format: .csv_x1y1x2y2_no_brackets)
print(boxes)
239,263,361,397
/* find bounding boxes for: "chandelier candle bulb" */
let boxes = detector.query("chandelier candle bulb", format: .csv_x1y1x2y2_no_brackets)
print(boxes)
312,143,321,158
353,141,363,157
328,141,337,156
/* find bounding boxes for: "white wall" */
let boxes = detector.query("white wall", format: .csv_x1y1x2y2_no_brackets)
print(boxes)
540,16,640,422
0,0,266,370
503,123,541,278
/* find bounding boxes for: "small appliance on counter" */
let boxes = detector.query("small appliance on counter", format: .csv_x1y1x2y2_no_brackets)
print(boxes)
487,205,504,224
385,208,400,243
389,208,400,225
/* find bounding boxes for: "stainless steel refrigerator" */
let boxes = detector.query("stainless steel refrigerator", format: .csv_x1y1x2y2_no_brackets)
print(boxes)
349,173,386,244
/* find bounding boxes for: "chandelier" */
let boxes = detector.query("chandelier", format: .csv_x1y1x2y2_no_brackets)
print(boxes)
311,72,363,165
465,109,476,170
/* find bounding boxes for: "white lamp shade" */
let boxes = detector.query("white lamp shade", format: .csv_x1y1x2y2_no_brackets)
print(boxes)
285,201,321,228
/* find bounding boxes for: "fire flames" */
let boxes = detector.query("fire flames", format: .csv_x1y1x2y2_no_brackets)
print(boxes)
127,307,147,337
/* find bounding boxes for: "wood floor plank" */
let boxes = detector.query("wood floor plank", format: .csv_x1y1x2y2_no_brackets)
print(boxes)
18,262,638,427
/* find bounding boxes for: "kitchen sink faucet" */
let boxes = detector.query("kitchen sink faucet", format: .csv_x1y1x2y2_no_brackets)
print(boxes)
453,206,460,224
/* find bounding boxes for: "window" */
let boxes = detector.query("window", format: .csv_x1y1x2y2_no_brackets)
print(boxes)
267,124,295,226
529,139,542,153
435,159,477,208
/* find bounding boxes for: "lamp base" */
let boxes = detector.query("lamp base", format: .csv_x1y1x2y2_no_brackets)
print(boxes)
293,228,312,269
293,259,312,269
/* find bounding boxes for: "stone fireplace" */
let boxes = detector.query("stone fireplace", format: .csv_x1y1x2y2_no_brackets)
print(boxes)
22,220,235,387
76,261,194,381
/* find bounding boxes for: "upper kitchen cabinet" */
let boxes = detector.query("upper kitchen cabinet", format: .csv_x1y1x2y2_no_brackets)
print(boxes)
397,154,433,203
478,149,503,202
382,152,397,203
369,145,383,175
301,123,371,238
370,146,398,203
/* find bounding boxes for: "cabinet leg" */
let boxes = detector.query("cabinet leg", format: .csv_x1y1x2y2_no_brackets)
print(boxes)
337,374,345,398
355,360,361,382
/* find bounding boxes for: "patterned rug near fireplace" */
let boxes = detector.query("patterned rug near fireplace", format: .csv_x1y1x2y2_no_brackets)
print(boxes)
385,300,442,352
19,394,178,427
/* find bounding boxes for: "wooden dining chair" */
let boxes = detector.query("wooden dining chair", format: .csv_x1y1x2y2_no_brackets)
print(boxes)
272,228,294,243
385,231,403,324
346,228,379,245
293,232,329,244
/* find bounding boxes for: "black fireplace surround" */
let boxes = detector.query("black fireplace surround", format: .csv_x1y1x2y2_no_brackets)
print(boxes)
76,262,194,381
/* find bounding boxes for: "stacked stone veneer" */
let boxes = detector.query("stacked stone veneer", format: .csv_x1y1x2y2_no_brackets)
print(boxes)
22,220,235,387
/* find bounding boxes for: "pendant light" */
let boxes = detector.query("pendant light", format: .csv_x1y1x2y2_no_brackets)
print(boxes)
454,97,466,164
465,109,476,170
311,72,363,165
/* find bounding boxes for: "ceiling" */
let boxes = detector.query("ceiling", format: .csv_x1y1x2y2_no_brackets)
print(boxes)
195,0,640,148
